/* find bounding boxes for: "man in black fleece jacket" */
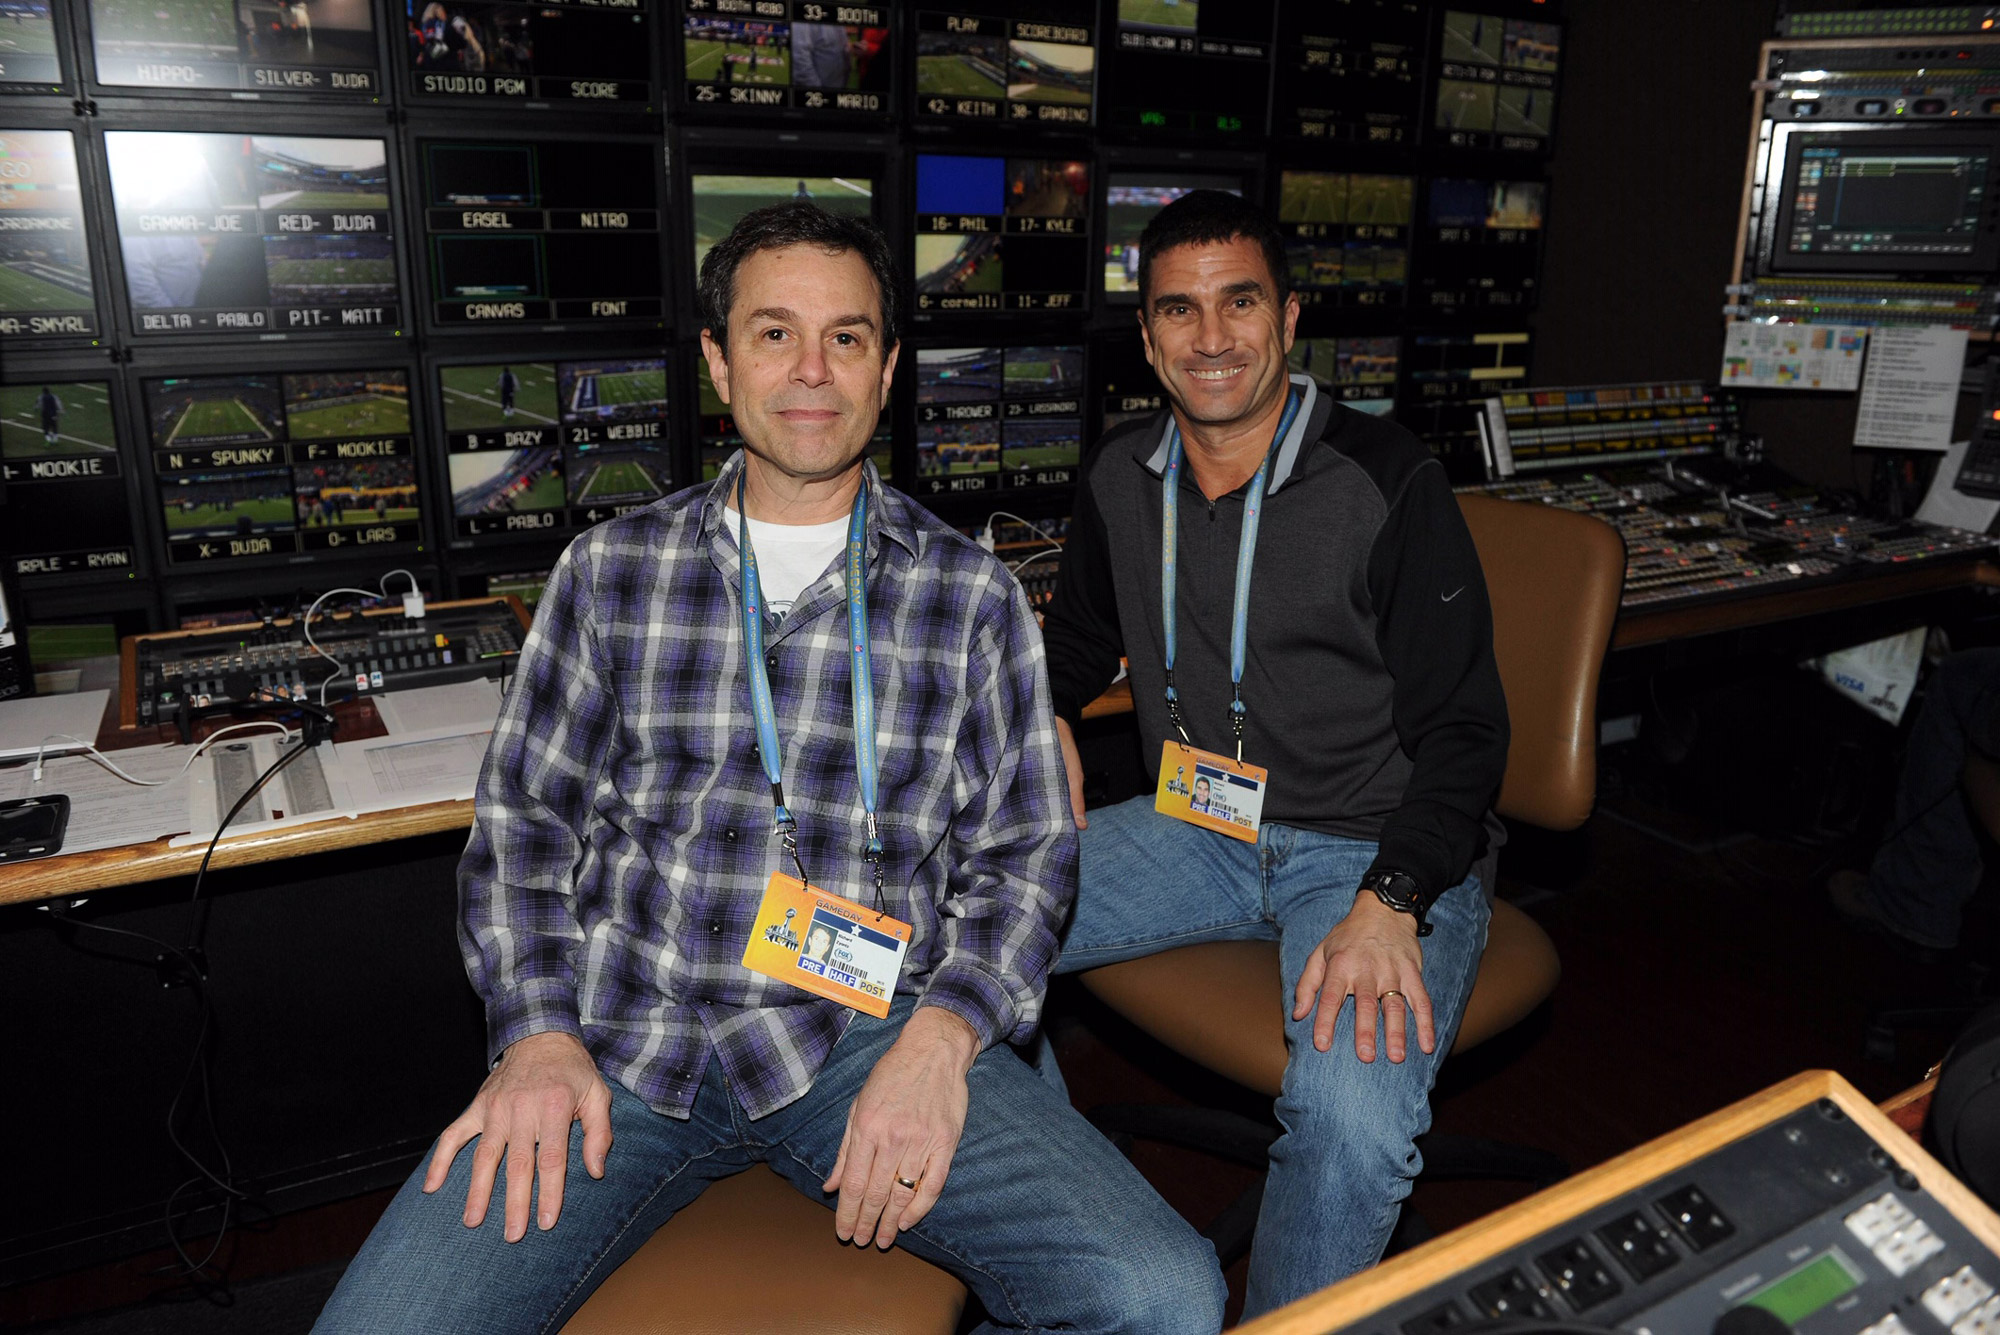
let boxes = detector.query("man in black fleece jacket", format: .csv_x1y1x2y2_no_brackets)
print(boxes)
1040,191,1508,1316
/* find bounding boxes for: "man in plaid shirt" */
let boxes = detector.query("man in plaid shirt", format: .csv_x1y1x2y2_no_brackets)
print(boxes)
315,207,1224,1334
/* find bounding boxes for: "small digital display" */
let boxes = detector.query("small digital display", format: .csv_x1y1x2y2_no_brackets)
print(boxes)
1289,336,1397,416
913,2,1094,129
0,2,63,92
419,137,663,328
439,357,670,539
915,154,1090,318
407,0,654,105
0,129,98,340
682,1,890,117
690,171,873,274
1104,0,1276,138
1103,172,1243,302
1399,329,1531,476
1745,1253,1863,1328
1779,140,1995,268
1433,12,1559,152
1277,170,1413,308
1094,335,1166,436
1273,0,1423,145
696,352,889,482
89,0,380,96
144,369,420,566
915,344,1083,496
1417,177,1545,313
0,381,135,577
104,131,398,337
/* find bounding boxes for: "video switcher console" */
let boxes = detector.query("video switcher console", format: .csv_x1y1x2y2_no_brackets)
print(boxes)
120,597,531,737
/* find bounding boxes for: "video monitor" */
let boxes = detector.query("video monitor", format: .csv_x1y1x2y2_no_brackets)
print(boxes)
1398,329,1531,477
438,357,671,539
1433,12,1560,152
103,131,399,338
405,0,654,105
913,2,1094,129
1276,171,1413,309
417,136,664,330
914,154,1090,318
1103,171,1243,302
1766,129,2000,275
689,170,874,275
1288,335,1397,417
913,344,1083,497
0,129,98,340
1093,334,1165,436
1,380,137,577
695,351,889,482
0,2,63,93
1103,0,1276,139
87,0,379,96
1273,0,1424,145
143,369,420,567
1416,177,1545,313
681,1,890,117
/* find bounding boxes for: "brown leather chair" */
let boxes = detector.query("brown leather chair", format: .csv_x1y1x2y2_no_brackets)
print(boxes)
560,1166,967,1335
1078,493,1626,1258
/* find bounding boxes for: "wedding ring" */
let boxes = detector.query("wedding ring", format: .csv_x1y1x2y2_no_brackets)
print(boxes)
895,1174,921,1190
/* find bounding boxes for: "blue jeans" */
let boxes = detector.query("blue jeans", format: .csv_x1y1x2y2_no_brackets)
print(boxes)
1864,648,2000,949
1051,798,1490,1318
314,994,1224,1335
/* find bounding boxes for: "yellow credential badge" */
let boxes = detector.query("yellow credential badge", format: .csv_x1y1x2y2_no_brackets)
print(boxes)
741,872,912,1019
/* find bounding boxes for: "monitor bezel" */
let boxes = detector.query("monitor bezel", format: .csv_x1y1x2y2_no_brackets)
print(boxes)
1762,122,2000,277
673,0,897,127
1097,148,1260,309
908,146,1099,328
1097,0,1280,144
76,0,392,107
404,123,672,340
0,0,75,100
123,343,433,580
91,113,417,347
898,332,1089,503
1,347,151,589
906,0,1100,137
395,0,662,114
425,338,683,556
0,114,115,350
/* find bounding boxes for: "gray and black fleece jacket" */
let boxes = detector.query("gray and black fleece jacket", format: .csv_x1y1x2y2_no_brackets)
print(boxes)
1042,373,1510,903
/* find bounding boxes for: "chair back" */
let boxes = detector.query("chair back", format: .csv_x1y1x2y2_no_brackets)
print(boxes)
1457,494,1625,832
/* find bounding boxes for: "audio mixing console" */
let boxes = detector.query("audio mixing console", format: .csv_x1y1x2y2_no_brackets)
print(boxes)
1464,466,1995,612
120,597,530,738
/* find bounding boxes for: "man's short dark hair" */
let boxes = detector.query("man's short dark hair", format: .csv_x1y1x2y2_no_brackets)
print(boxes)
1137,190,1291,310
697,202,900,359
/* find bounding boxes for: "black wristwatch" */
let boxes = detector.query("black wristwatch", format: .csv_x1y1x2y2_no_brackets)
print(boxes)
1360,868,1432,937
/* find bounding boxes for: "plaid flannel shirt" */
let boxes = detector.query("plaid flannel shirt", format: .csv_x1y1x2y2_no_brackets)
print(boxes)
458,456,1077,1120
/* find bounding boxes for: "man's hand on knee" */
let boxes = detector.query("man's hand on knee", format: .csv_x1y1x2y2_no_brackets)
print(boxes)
422,1030,614,1242
1292,892,1435,1064
822,1006,978,1251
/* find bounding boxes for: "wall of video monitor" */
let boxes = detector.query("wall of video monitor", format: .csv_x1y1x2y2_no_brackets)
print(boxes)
0,0,1565,613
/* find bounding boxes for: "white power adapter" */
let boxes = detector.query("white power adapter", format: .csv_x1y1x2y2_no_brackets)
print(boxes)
403,590,427,619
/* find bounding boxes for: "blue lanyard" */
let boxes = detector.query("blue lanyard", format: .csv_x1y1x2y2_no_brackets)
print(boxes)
1160,388,1303,762
737,468,884,898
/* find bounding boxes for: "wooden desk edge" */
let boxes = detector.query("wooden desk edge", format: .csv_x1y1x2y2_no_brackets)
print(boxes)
0,799,475,906
1235,1071,2000,1335
1614,560,2000,650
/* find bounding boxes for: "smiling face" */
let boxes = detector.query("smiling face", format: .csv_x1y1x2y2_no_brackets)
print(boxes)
701,243,899,487
1138,235,1299,437
1193,776,1211,802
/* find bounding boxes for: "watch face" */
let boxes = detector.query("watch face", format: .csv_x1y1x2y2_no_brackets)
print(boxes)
1369,871,1422,910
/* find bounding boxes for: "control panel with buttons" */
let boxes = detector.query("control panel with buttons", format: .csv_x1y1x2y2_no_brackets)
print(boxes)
122,597,530,739
1313,1093,2000,1335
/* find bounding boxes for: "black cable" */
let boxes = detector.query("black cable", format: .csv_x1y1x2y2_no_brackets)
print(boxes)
38,734,313,1297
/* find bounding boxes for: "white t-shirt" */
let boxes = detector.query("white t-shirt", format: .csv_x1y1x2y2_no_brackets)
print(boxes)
730,508,848,615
